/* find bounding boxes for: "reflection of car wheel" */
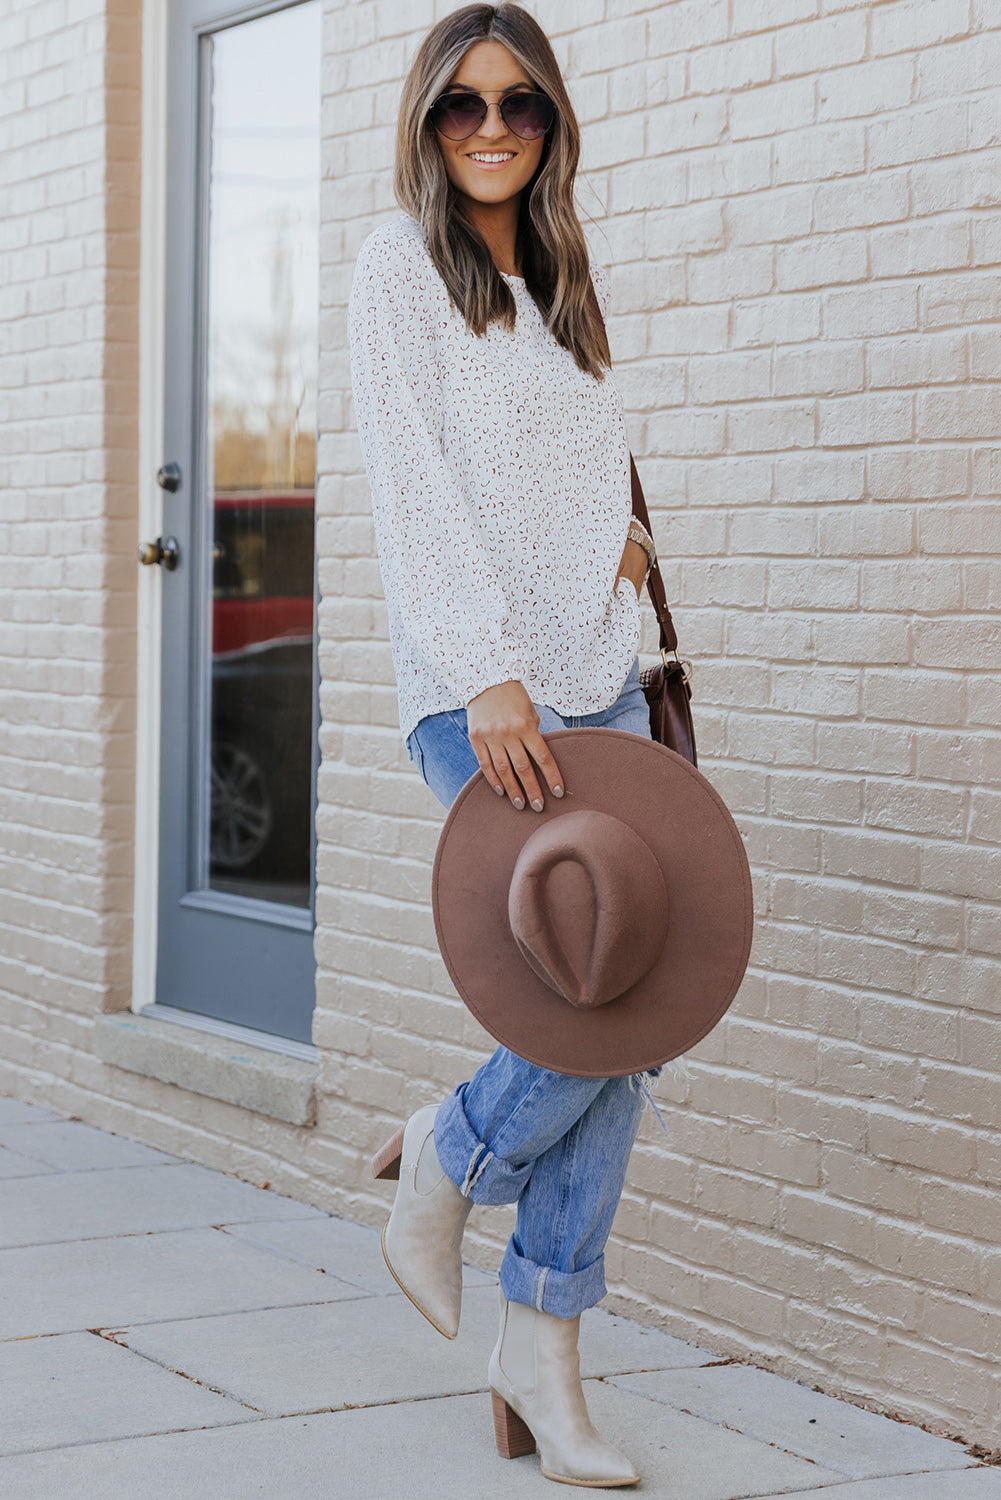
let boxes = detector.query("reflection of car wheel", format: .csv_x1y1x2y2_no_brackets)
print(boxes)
210,742,273,870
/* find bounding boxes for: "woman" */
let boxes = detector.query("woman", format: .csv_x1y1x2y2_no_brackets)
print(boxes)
349,4,664,1487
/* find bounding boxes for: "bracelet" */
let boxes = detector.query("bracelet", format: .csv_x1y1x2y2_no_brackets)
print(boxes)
626,520,656,576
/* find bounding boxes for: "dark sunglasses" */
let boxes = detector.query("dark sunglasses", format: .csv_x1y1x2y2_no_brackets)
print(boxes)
429,89,556,142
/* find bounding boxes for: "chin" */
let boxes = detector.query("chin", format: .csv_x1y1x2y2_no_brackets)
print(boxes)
460,176,531,205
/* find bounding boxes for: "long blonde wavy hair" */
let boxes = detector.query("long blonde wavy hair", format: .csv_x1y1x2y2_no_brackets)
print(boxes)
394,3,610,381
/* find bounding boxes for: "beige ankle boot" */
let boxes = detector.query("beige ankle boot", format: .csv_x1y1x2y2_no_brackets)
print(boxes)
372,1103,472,1339
488,1287,640,1487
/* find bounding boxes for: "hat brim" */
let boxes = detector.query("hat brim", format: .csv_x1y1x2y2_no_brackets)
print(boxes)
432,728,754,1077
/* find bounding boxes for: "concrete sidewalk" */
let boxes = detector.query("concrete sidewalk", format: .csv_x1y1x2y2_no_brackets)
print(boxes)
0,1094,996,1500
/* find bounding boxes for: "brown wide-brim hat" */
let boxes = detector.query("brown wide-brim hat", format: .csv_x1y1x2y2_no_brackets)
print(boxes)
432,728,754,1078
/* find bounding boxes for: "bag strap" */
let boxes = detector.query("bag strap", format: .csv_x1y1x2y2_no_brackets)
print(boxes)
628,454,679,656
589,275,681,657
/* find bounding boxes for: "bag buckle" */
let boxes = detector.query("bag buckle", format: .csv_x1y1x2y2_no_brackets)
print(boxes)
661,647,693,685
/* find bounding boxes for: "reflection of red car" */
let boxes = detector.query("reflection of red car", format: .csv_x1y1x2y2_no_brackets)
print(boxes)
212,491,315,657
210,492,315,887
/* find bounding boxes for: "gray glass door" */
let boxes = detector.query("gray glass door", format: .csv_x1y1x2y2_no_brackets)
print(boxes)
157,0,321,1042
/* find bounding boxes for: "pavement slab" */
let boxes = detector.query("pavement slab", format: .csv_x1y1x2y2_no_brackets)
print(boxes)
0,1380,846,1499
0,1145,56,1180
778,1471,1001,1499
0,1120,181,1173
0,1161,325,1248
0,1330,258,1456
0,1226,363,1339
221,1210,498,1294
607,1364,974,1480
0,1098,58,1125
116,1281,719,1418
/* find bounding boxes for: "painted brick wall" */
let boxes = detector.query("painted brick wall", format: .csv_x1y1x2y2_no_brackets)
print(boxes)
317,0,1001,1445
0,0,140,1065
0,0,998,1452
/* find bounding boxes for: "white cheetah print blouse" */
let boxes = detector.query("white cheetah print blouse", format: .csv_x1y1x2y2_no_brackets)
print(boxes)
348,213,641,744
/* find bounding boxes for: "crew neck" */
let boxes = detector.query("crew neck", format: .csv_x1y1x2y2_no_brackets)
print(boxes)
500,270,525,282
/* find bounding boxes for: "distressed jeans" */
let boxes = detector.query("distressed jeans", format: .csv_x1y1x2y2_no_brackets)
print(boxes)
405,657,665,1319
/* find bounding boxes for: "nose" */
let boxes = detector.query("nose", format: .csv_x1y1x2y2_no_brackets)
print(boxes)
475,101,511,142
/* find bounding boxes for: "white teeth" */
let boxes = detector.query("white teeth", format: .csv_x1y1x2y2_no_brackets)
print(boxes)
469,152,514,162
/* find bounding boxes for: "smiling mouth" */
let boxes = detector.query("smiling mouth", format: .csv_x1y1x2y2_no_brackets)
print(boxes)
467,152,516,164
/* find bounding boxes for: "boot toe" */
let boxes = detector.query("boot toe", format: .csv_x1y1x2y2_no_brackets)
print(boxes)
379,1106,471,1339
540,1450,640,1487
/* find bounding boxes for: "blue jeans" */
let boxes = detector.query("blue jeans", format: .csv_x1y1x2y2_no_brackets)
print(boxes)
406,657,662,1319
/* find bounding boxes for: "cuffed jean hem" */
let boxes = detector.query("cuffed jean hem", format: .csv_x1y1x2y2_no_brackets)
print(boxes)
434,1084,534,1205
500,1240,606,1319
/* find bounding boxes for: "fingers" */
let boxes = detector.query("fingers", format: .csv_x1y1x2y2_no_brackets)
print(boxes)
523,730,564,801
472,735,564,812
465,682,565,810
503,742,546,812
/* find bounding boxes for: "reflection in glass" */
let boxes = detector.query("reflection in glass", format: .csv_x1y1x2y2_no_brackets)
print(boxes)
203,2,320,908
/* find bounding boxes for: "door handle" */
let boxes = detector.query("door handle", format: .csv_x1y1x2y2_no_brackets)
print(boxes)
137,536,180,571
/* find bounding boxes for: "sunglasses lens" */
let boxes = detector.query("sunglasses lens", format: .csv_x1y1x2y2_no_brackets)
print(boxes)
430,94,485,139
501,92,555,139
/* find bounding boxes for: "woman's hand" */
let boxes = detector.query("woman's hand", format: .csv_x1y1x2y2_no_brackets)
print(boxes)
466,680,565,811
616,537,649,598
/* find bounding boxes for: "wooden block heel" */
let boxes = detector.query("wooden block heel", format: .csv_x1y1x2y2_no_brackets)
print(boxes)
491,1388,537,1459
371,1125,405,1180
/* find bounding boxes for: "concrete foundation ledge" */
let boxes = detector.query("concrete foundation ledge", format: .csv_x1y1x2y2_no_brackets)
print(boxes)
93,1013,318,1127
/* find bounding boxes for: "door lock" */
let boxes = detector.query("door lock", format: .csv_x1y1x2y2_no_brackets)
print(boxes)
137,536,180,571
156,463,182,492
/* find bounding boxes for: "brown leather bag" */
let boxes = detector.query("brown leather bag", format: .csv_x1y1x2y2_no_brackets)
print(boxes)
628,454,697,767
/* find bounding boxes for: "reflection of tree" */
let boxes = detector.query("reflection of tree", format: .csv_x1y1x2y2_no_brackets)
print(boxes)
212,398,315,492
211,211,316,494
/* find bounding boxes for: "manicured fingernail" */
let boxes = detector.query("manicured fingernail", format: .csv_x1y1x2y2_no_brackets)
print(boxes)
531,798,543,812
553,785,564,797
513,797,525,810
494,785,505,796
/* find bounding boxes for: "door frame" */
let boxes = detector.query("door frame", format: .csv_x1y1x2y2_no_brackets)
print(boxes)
132,0,320,1030
133,0,169,1013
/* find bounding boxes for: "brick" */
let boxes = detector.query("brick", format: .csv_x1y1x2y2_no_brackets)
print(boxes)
687,138,773,200
918,387,1001,442
774,341,864,397
915,729,1001,785
689,245,774,304
727,186,815,246
921,1289,1001,1360
690,350,770,405
772,449,865,503
729,400,815,452
817,56,914,121
814,170,910,233
914,31,1001,100
688,34,774,96
773,120,867,185
819,392,915,447
732,0,818,32
920,841,1001,902
821,1145,922,1218
921,269,1001,329
868,330,969,390
781,1186,875,1259
774,12,867,78
913,618,1001,671
733,291,822,347
967,903,1001,958
644,95,728,152
647,0,729,55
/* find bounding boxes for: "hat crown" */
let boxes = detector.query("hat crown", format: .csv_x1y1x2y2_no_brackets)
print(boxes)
507,809,669,1011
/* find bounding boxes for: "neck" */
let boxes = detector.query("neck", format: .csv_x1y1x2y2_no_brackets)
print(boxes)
457,194,522,276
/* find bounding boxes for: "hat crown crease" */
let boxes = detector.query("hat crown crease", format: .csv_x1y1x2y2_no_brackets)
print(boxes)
507,810,669,1010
